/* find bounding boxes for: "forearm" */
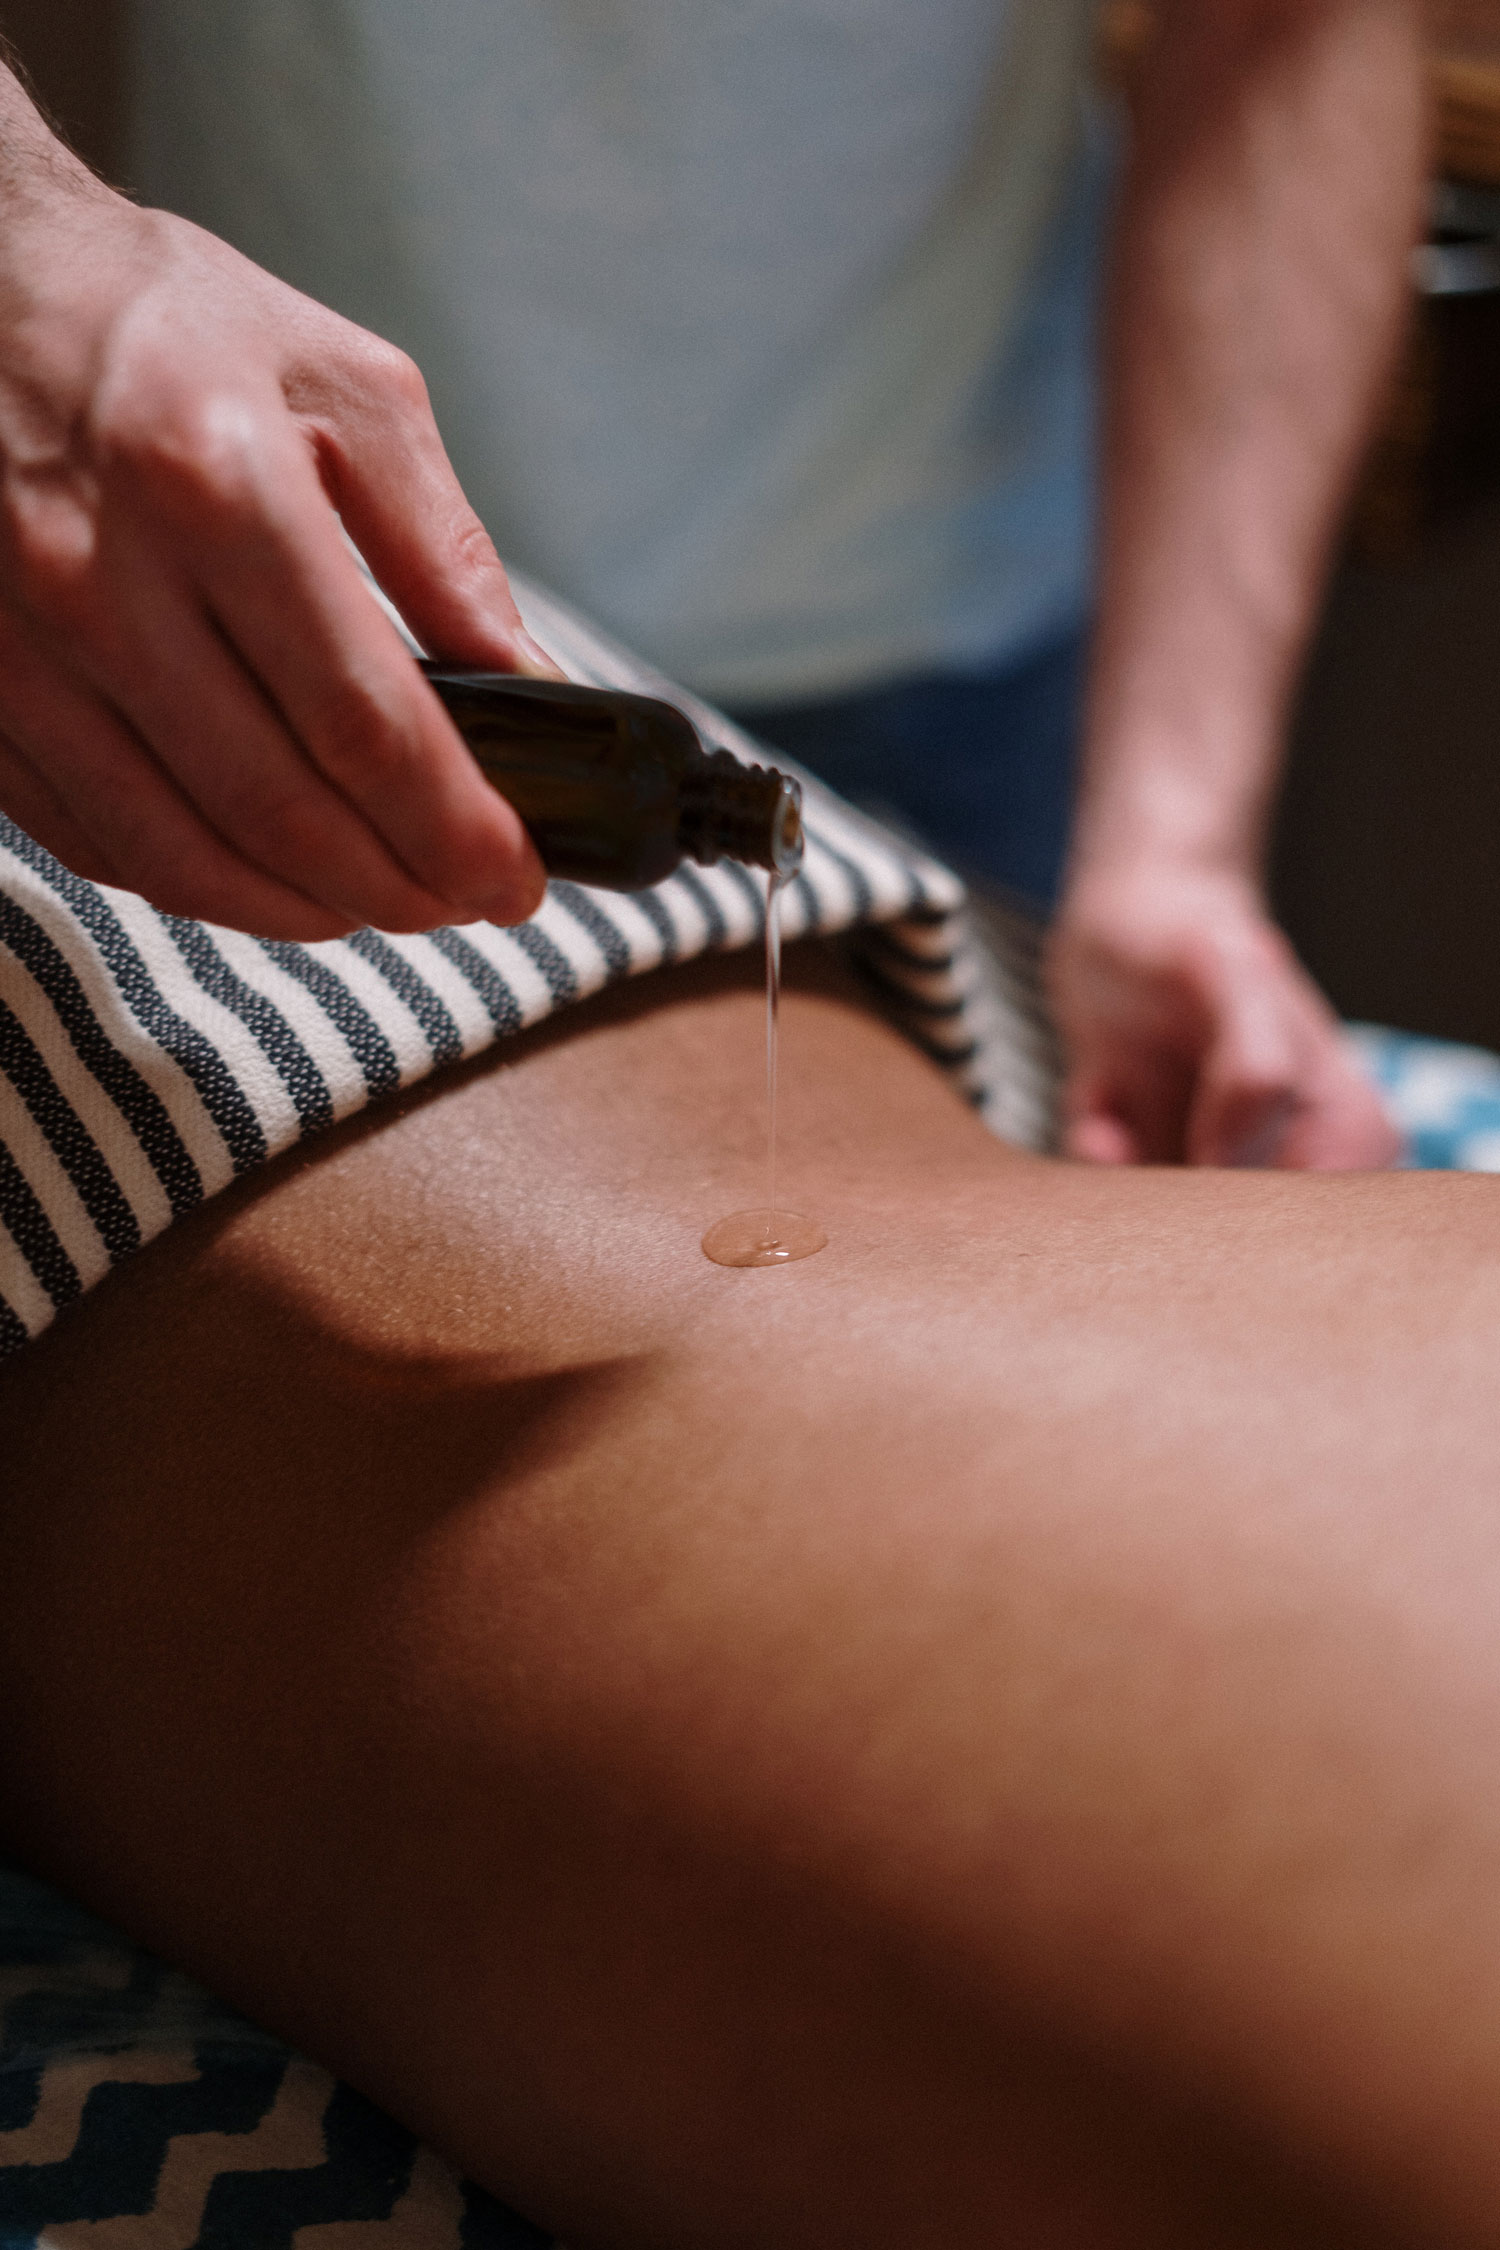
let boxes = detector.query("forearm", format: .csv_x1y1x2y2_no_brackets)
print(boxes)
1074,0,1425,885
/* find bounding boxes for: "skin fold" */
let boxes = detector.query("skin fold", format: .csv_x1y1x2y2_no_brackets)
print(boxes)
1,944,1499,2248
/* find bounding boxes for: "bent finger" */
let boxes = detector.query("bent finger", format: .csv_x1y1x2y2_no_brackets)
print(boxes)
1188,1058,1301,1168
1067,1041,1201,1165
289,334,562,679
84,530,487,935
108,391,545,922
1060,1060,1150,1165
1277,1038,1406,1172
196,443,545,919
1063,1109,1140,1166
0,730,123,887
0,623,356,939
1184,985,1302,1170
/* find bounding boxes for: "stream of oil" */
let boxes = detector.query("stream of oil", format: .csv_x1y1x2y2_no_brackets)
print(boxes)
701,869,827,1268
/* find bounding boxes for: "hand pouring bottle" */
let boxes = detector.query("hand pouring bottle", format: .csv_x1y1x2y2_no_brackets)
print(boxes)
421,662,804,889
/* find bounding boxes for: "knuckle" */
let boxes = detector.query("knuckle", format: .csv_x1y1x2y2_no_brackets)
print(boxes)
312,672,422,789
0,477,97,625
100,387,269,528
363,337,430,413
448,508,509,592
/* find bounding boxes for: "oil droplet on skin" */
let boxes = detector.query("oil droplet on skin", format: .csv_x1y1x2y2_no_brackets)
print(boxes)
703,868,828,1269
700,1208,828,1267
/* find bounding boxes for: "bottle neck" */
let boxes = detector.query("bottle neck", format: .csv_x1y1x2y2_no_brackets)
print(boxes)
677,747,804,877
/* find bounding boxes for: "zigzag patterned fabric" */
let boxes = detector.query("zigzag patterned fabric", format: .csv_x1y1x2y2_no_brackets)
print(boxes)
0,571,1058,1359
0,1864,551,2247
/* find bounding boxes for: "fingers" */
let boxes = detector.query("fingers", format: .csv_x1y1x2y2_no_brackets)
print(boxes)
26,377,548,931
0,206,552,938
188,438,545,923
1208,1090,1298,1170
1061,1102,1141,1166
291,334,564,680
1062,1052,1195,1166
1050,880,1402,1175
0,612,357,938
1276,1037,1406,1172
0,729,123,887
1189,984,1403,1173
77,511,492,933
1185,976,1300,1168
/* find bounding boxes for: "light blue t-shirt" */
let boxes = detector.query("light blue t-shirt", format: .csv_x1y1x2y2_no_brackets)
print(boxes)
132,1,1107,702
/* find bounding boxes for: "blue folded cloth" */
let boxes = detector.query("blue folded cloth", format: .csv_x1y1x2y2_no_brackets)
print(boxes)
1348,1024,1500,1171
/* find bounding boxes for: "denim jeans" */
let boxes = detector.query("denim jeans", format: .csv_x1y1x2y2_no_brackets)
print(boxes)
730,625,1088,915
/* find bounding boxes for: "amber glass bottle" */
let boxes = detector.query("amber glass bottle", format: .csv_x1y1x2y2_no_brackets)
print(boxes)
421,663,803,891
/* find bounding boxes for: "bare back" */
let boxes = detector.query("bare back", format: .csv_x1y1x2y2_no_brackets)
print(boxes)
2,944,1497,2248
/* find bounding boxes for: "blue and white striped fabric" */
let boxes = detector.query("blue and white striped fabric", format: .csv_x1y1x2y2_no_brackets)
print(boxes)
0,574,1058,1360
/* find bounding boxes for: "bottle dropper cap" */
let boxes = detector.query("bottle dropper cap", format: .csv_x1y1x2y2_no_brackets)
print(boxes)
769,777,804,876
677,747,804,877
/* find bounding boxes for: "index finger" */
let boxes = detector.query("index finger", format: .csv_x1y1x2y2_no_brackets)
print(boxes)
137,394,548,924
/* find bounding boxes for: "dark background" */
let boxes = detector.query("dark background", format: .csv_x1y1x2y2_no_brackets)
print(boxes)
1276,506,1500,1051
9,0,1500,1053
3,0,124,182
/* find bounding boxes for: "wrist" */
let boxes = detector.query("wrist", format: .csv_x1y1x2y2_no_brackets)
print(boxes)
1065,710,1281,899
0,81,131,324
0,172,157,365
1055,852,1269,949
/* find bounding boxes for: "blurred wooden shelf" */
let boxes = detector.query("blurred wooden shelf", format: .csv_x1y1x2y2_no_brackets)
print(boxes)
1432,51,1500,181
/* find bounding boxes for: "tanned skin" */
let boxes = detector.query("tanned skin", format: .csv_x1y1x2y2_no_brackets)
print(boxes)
2,945,1499,2247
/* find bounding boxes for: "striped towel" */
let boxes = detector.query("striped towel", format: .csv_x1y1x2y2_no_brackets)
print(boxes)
0,574,1056,1359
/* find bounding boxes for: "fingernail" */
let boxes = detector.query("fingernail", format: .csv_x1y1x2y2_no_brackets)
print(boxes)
510,628,566,680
